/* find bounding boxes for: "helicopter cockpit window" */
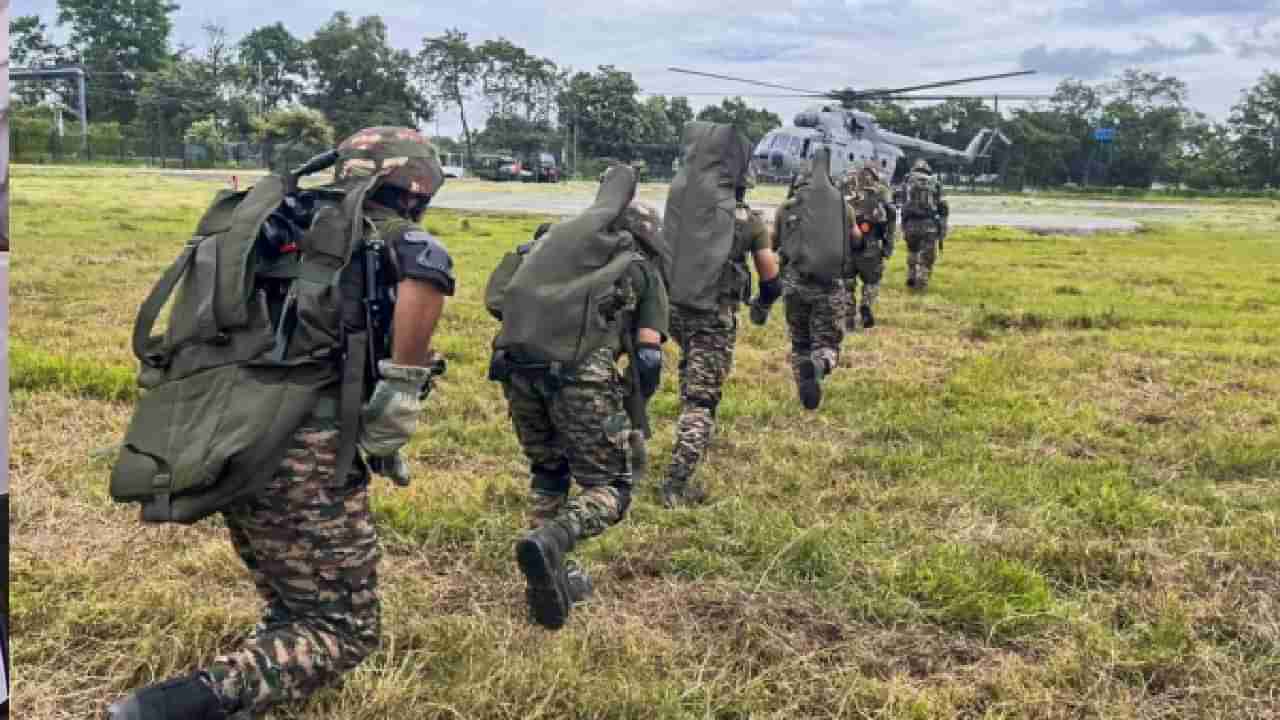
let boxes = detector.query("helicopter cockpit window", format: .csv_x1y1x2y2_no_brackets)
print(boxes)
800,138,811,158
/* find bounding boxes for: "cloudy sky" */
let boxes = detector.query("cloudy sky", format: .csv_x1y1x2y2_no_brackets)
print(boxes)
21,0,1280,137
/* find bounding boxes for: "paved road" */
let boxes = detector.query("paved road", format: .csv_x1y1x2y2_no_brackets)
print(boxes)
154,169,1144,234
427,185,1142,235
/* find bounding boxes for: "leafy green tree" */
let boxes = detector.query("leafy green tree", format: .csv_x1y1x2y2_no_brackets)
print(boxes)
251,106,334,146
239,23,308,111
418,29,482,167
138,56,220,142
694,97,781,146
56,0,179,123
556,65,642,157
665,96,694,137
1228,71,1280,188
183,115,226,146
304,12,430,139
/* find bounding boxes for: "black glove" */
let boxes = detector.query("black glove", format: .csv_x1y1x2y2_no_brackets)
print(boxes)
754,275,782,307
635,342,663,398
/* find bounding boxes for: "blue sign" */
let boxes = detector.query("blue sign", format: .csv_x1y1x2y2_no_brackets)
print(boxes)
1094,128,1116,142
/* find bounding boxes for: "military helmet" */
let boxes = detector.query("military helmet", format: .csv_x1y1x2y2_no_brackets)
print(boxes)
912,158,932,173
335,126,445,197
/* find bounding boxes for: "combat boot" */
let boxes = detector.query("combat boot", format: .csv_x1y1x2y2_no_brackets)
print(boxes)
660,475,709,508
860,305,875,329
516,519,576,630
796,355,825,411
105,673,227,720
565,561,594,603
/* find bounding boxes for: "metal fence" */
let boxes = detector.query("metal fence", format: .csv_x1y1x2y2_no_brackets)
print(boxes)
10,125,327,172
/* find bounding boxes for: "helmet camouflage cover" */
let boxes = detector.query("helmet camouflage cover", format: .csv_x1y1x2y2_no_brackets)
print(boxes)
912,158,932,173
335,126,445,197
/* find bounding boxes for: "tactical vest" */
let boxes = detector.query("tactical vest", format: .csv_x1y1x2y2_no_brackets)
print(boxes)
779,147,849,283
487,165,643,370
110,170,382,524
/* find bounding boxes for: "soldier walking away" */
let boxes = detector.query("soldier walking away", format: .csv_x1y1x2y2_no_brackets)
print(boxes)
902,158,948,292
660,122,781,508
105,128,456,719
842,164,897,331
767,148,861,411
485,165,669,630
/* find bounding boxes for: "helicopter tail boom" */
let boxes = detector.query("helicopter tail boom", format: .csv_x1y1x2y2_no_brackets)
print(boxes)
875,127,1009,164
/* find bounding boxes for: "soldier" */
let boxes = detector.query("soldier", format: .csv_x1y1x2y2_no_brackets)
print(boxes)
106,128,456,719
901,158,948,292
843,163,897,331
486,166,668,630
758,148,861,410
661,123,781,507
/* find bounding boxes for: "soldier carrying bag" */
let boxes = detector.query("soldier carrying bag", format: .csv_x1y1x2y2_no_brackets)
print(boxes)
110,151,381,524
777,147,850,284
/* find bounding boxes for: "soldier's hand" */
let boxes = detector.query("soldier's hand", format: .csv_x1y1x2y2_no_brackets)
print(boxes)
635,343,663,398
359,360,434,457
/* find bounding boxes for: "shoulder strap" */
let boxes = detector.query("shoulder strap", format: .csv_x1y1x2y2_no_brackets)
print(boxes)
132,238,204,367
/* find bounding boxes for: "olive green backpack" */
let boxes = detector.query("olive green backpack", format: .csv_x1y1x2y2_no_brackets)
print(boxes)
778,147,850,283
485,165,641,370
110,154,379,523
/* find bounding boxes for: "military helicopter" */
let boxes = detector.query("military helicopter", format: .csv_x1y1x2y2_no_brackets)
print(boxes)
668,67,1048,183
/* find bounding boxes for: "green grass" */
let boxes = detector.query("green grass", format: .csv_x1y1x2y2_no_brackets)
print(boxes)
10,165,1280,718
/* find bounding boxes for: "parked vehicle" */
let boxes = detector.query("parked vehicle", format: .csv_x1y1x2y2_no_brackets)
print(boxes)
473,153,522,181
523,152,560,183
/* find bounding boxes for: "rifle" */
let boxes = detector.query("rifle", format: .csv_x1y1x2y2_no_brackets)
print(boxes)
362,233,446,484
619,313,652,440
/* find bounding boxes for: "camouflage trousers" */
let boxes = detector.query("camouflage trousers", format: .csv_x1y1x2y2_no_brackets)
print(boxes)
504,348,634,541
204,407,380,718
845,240,884,313
783,269,845,379
904,220,941,289
666,305,738,486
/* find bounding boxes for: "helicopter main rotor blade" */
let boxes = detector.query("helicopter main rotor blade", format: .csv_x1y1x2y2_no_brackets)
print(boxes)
843,70,1038,99
873,93,1051,101
667,67,827,96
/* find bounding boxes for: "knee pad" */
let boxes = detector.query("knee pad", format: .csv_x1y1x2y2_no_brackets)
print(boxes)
531,460,570,494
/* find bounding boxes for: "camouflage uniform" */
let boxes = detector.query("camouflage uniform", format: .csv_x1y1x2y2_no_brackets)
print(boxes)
843,168,895,329
774,201,856,380
903,164,945,291
204,403,379,717
503,261,668,541
665,205,769,493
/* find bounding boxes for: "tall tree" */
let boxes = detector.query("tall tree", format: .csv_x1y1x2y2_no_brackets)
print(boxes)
305,12,430,139
239,23,308,111
665,96,694,137
556,66,642,158
1228,71,1280,188
56,0,179,123
695,96,781,146
418,29,481,166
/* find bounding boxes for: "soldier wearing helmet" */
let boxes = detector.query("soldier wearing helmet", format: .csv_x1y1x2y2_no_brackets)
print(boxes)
841,161,897,331
107,128,456,720
901,157,947,291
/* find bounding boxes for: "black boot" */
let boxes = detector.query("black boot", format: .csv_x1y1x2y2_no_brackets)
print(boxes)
796,356,825,411
105,673,226,720
516,520,576,630
749,301,771,326
660,475,708,508
861,305,875,329
565,561,594,604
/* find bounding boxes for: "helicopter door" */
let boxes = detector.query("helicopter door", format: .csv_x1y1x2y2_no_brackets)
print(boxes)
801,138,811,158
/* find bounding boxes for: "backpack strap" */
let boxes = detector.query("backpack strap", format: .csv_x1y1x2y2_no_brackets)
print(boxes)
132,237,205,368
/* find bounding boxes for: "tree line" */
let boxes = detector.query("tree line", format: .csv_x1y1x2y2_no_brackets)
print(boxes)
9,0,1280,189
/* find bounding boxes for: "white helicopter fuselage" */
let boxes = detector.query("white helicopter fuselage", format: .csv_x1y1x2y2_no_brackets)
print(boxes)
751,104,999,184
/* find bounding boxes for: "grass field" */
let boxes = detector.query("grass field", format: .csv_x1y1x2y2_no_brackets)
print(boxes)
9,165,1280,719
